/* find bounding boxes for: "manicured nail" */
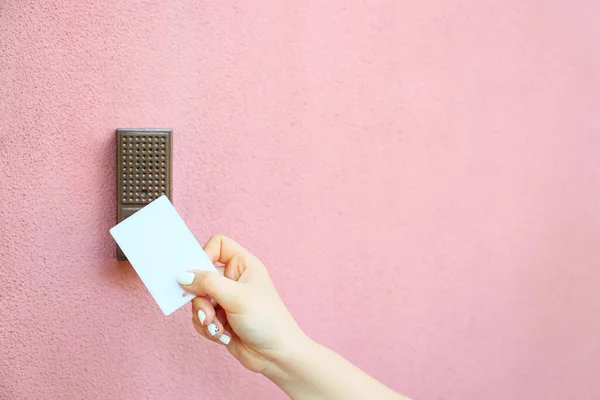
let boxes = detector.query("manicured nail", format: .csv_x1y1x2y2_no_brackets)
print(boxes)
197,310,206,324
207,323,219,337
176,272,196,285
219,334,231,345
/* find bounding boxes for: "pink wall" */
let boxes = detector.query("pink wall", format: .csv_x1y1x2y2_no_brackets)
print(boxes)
1,1,599,399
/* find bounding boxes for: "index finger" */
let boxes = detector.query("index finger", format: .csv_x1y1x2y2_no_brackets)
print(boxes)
203,234,248,265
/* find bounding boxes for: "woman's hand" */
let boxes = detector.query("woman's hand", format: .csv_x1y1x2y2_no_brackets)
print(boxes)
178,234,407,400
176,234,308,375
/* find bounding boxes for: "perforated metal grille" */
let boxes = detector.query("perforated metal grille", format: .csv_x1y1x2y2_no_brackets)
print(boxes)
119,133,170,204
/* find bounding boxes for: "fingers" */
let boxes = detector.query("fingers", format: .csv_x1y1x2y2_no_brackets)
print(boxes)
191,296,215,326
177,270,242,311
215,306,227,326
203,234,249,265
204,235,261,283
192,316,232,346
191,297,231,345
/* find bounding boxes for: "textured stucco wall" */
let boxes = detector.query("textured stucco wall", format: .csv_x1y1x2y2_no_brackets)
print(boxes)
1,1,600,399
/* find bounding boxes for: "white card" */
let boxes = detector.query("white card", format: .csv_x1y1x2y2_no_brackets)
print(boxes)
110,195,215,315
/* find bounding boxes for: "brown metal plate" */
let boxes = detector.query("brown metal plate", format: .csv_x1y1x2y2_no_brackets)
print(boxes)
116,128,173,260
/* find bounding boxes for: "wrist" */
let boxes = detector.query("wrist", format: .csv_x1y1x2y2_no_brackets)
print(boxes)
262,331,317,386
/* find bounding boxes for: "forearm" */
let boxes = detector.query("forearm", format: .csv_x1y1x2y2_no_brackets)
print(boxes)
264,338,408,400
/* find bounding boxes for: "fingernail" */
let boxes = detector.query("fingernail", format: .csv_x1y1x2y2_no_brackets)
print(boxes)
219,334,231,345
176,272,196,285
197,310,206,324
207,323,219,337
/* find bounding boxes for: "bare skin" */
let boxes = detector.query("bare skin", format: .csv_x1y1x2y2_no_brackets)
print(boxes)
177,234,408,400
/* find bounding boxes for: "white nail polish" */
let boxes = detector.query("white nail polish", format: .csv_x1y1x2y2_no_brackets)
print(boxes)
207,323,219,337
176,272,196,285
198,310,206,324
219,334,231,345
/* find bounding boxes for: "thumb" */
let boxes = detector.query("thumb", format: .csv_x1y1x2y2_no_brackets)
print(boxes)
177,270,241,311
